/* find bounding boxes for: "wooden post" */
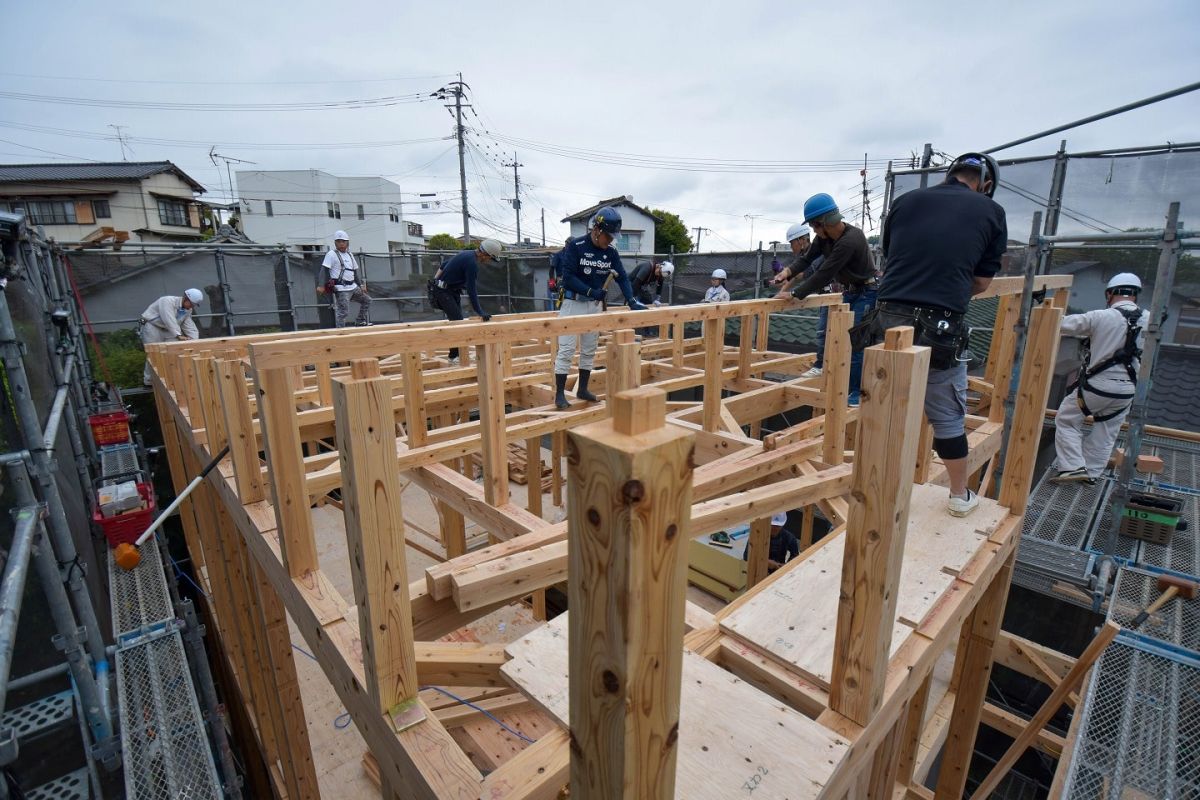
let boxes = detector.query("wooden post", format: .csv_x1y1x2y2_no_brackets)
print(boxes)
256,365,319,577
737,314,754,382
551,429,565,508
998,303,1063,515
315,361,333,408
608,332,640,399
333,370,422,726
702,319,723,433
913,417,935,485
745,516,772,588
988,295,1020,424
526,437,543,519
401,351,427,447
756,311,769,353
216,358,266,503
476,343,510,506
672,321,684,367
934,554,1014,799
822,303,852,465
799,505,815,550
568,388,695,799
829,325,929,726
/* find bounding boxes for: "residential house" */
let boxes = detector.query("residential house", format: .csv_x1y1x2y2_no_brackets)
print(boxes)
562,196,662,257
237,169,424,255
0,161,208,243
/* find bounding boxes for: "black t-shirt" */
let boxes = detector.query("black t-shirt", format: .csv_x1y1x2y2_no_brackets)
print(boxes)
630,262,664,303
742,530,800,566
789,224,875,299
878,179,1007,314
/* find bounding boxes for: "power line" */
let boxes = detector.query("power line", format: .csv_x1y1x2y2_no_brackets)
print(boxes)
0,71,457,86
0,89,439,112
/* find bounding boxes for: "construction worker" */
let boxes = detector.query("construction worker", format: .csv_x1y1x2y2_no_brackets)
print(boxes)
554,206,646,410
630,259,674,306
781,222,831,379
431,239,502,364
704,269,731,303
742,513,798,573
870,153,1007,516
771,194,877,403
1051,273,1149,484
140,288,203,385
318,230,371,328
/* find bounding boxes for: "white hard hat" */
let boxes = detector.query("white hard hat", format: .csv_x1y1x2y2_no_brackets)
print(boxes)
659,261,675,277
786,223,811,242
771,513,787,527
1106,272,1142,292
480,239,503,259
333,230,349,241
712,269,727,280
184,288,203,304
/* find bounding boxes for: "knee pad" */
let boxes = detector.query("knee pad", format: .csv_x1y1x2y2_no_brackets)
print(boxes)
933,434,969,460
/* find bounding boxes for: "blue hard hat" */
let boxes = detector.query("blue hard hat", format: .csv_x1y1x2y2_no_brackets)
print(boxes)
590,206,623,236
802,193,839,224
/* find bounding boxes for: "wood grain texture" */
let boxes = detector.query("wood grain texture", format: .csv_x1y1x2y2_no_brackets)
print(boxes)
476,342,512,506
702,319,723,433
216,358,265,503
566,392,694,799
829,338,930,726
333,373,419,715
822,304,852,465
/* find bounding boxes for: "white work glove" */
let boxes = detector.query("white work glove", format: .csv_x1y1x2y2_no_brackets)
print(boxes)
653,299,662,306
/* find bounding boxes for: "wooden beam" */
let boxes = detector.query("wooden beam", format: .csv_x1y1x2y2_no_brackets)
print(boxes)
829,328,929,727
702,319,723,433
980,702,1066,757
568,388,694,799
746,516,772,588
477,728,569,800
970,622,1119,800
988,295,1019,424
414,642,508,688
256,365,319,577
332,372,420,721
475,342,510,506
998,303,1063,515
401,350,427,447
822,304,852,466
216,358,266,503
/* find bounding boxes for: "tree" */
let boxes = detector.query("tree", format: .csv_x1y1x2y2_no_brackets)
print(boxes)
427,232,462,251
650,209,692,255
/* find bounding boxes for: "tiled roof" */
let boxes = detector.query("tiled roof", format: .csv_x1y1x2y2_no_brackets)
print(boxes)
561,196,663,224
1146,344,1200,433
0,161,205,192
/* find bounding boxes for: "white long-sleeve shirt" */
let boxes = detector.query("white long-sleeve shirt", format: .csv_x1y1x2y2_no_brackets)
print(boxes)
1062,299,1148,390
704,285,730,304
140,295,198,339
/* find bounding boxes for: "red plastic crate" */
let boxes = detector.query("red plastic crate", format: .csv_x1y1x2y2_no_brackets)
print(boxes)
94,483,156,547
88,410,131,446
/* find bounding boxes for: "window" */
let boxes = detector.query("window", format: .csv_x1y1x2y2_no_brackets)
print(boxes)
157,198,189,227
27,201,77,225
389,207,400,223
357,204,365,220
92,199,111,219
407,222,423,237
327,201,335,219
265,200,274,217
333,202,341,219
617,231,642,252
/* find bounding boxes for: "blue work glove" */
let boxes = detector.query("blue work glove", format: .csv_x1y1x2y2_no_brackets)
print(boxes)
628,300,648,311
480,314,491,322
588,287,607,301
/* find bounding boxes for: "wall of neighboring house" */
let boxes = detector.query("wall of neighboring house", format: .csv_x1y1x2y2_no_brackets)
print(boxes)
1064,266,1181,342
137,172,202,241
239,170,423,254
567,204,657,257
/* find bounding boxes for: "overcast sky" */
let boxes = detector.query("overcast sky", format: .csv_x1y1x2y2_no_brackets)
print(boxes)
2,0,1198,250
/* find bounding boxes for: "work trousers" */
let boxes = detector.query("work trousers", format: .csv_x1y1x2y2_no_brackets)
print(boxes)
843,287,877,403
554,297,602,373
432,287,465,359
140,322,188,384
332,287,371,328
1054,381,1133,479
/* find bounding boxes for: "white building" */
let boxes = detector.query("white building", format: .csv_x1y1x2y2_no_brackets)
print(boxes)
562,196,662,257
236,169,425,253
0,161,208,244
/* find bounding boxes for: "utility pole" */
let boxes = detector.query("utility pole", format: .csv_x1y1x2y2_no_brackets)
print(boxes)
540,208,546,246
744,215,760,250
436,76,472,243
504,152,523,244
693,226,705,253
860,153,869,230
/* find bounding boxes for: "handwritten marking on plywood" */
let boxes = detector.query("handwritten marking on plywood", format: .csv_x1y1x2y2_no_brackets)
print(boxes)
501,614,848,800
719,484,1005,689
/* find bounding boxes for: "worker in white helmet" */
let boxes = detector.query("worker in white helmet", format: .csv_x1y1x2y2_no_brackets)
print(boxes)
704,269,730,303
1051,272,1150,484
630,259,674,307
430,238,503,364
139,288,204,385
318,230,371,328
782,223,831,379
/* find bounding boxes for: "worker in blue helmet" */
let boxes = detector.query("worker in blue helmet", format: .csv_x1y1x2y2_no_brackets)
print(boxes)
771,193,878,404
553,205,646,410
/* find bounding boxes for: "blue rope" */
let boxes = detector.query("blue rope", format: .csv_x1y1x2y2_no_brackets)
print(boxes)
420,685,535,744
166,552,210,599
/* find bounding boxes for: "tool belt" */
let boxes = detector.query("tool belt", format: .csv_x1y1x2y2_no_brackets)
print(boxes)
561,290,600,302
850,301,972,370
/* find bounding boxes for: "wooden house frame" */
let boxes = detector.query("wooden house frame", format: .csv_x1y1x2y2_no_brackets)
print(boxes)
144,274,1076,799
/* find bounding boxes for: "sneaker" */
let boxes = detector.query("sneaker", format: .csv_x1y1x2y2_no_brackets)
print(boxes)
1050,468,1095,485
356,320,372,327
448,356,460,367
801,366,823,379
948,490,980,517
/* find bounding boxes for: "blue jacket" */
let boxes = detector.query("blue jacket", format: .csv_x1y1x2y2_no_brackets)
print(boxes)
559,234,636,303
439,250,486,316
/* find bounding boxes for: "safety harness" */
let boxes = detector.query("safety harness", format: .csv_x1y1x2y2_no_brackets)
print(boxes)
332,251,357,288
1075,305,1144,422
